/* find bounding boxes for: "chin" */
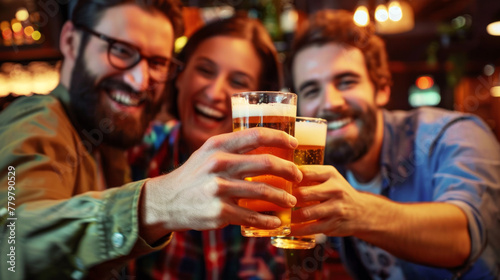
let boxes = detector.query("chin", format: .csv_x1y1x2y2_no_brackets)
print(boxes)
102,109,150,149
104,127,144,150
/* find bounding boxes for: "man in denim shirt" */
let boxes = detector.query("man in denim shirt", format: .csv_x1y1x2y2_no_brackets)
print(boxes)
286,9,500,279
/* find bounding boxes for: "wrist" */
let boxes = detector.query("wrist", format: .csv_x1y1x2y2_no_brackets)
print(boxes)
354,192,396,239
138,178,170,244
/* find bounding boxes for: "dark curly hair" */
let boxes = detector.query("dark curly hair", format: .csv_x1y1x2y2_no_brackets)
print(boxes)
168,15,282,119
285,9,392,93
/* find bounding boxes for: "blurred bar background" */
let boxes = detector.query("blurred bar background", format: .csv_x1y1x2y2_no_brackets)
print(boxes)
1,1,498,279
1,0,499,133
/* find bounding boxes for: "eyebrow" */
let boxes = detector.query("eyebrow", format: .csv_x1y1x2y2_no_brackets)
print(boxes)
195,56,216,66
298,80,317,93
78,25,170,61
195,56,257,84
298,71,361,92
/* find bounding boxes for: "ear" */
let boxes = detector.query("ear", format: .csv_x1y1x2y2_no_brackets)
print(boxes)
375,85,391,107
59,21,81,64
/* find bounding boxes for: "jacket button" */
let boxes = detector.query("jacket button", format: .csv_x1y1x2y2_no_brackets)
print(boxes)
111,232,125,248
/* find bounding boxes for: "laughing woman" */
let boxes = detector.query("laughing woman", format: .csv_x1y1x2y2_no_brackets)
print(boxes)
129,15,285,279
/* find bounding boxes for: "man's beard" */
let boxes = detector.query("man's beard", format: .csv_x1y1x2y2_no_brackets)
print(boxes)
68,53,162,150
320,102,378,166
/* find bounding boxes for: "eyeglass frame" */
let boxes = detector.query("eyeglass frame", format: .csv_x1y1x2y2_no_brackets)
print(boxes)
74,24,183,82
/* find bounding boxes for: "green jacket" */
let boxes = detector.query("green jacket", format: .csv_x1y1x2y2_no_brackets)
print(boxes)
0,85,170,279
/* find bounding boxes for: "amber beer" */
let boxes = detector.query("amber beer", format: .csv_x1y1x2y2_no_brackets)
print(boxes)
231,91,297,237
271,117,327,249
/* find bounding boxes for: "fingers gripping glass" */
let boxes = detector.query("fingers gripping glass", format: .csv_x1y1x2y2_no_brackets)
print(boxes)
75,24,182,82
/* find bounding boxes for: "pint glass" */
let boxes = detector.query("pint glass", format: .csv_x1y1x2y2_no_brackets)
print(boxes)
231,91,297,237
271,117,327,249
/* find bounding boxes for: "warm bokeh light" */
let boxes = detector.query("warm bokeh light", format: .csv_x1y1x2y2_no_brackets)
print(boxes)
354,5,369,27
491,86,500,97
13,30,24,39
2,29,12,40
0,21,9,31
174,35,188,53
416,76,434,90
487,21,500,36
24,26,34,37
375,4,389,23
388,1,403,22
0,62,60,96
376,0,414,34
32,30,41,41
280,4,298,33
11,22,22,33
16,8,29,22
0,74,10,97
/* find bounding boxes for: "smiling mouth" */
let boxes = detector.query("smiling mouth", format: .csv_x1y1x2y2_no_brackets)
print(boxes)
195,103,225,121
106,89,146,107
327,117,352,130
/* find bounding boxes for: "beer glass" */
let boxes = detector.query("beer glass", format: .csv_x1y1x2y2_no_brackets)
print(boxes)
231,91,297,237
271,116,327,249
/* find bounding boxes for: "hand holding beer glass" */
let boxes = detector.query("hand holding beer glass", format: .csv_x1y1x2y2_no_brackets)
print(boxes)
271,117,327,249
231,91,297,237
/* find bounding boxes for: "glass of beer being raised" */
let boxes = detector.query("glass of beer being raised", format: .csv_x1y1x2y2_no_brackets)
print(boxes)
271,116,327,249
231,91,297,237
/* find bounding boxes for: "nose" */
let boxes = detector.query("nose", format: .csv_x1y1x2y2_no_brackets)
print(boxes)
205,74,227,100
123,59,150,92
323,82,346,111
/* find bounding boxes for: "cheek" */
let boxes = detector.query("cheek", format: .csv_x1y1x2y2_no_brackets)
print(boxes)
175,76,189,109
176,70,199,100
177,91,188,117
83,46,112,76
298,100,318,117
177,73,209,107
152,84,165,102
176,85,194,123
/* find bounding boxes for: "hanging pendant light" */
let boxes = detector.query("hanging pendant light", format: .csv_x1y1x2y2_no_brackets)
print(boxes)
375,3,389,23
486,12,500,36
388,0,403,22
376,0,414,34
354,3,370,27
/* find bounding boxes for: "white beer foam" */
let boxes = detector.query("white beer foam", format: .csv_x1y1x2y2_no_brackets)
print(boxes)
295,121,327,146
232,103,296,118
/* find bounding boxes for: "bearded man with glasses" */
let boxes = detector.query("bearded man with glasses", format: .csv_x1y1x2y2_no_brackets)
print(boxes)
0,1,302,279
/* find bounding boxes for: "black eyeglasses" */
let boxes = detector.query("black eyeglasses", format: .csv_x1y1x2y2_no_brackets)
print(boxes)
75,24,182,82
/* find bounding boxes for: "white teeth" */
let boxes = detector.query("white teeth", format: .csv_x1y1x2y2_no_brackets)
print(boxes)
328,118,352,130
110,91,139,106
195,103,224,119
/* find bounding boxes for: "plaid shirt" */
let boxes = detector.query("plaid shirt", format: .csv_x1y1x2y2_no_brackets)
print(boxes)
128,120,286,280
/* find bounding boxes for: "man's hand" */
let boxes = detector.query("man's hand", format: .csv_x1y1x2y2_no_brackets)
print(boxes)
290,165,365,237
139,127,302,243
290,165,470,268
